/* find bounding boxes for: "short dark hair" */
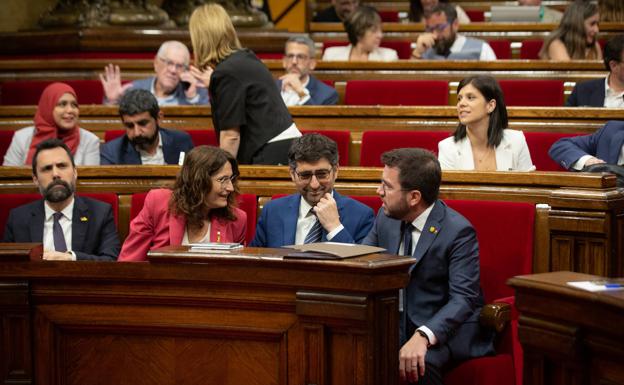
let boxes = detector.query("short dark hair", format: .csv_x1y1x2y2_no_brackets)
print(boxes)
604,34,624,72
344,5,381,46
31,138,75,175
381,148,441,206
119,89,160,121
429,2,457,24
288,133,339,169
453,75,508,148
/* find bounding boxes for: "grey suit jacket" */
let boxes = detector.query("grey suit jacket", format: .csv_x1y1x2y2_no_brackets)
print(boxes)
2,195,120,261
363,200,495,367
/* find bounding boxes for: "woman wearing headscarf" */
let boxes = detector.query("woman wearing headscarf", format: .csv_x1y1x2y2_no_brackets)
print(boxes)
3,82,100,166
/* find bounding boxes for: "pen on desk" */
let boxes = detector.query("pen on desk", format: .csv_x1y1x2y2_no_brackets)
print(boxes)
217,231,221,242
605,283,622,289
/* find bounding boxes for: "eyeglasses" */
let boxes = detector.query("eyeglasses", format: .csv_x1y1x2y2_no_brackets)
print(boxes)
158,57,189,72
380,180,410,194
294,168,333,182
285,53,310,62
215,174,238,187
425,22,450,33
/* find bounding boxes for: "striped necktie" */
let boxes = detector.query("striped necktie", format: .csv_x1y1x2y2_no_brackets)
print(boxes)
304,212,323,244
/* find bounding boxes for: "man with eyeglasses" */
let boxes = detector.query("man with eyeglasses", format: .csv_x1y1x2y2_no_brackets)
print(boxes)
277,36,338,106
100,40,209,106
251,134,374,247
363,148,494,385
100,89,194,165
411,3,496,60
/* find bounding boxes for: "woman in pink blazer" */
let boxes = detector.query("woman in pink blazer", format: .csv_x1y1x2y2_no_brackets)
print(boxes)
118,146,247,261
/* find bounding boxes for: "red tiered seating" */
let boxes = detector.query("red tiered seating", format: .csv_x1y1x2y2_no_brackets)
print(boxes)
465,9,485,21
301,129,350,166
499,79,564,106
129,192,257,246
519,39,543,59
488,40,512,59
322,41,413,59
345,80,448,106
524,132,584,171
443,200,535,385
378,10,400,22
0,131,14,163
360,130,451,166
0,193,119,240
0,80,104,105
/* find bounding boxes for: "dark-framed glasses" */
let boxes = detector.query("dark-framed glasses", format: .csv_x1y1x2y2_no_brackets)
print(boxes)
215,174,238,187
294,168,333,182
425,22,449,33
285,53,310,61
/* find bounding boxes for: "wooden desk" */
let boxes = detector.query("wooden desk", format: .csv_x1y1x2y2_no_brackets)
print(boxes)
0,244,414,385
508,271,624,385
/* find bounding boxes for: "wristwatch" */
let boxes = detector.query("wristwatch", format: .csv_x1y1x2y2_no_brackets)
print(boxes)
415,329,431,347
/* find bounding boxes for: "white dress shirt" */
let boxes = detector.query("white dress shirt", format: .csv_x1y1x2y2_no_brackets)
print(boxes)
138,132,165,165
604,75,624,108
281,77,311,106
43,198,76,260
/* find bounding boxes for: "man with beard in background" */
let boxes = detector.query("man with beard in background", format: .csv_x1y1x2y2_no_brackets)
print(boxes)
100,89,194,165
411,3,496,60
2,139,120,261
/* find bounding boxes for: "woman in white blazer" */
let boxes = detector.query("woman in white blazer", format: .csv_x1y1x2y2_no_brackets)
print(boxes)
322,5,399,62
438,75,535,171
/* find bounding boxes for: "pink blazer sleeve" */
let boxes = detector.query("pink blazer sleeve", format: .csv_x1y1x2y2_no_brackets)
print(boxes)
211,207,247,245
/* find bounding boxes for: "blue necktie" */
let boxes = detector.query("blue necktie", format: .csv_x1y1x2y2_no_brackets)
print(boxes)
402,222,414,257
304,213,323,244
53,212,67,252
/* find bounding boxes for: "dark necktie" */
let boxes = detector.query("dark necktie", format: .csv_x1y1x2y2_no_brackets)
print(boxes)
304,212,323,244
402,222,414,257
53,212,67,252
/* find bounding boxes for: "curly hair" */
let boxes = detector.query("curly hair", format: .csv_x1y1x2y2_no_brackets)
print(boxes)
169,145,240,227
540,0,600,60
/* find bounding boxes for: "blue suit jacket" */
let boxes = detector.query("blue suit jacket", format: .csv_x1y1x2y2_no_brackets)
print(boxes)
100,127,194,165
549,120,624,169
566,78,605,107
250,191,374,247
363,200,495,367
131,77,209,105
2,196,120,261
276,75,338,106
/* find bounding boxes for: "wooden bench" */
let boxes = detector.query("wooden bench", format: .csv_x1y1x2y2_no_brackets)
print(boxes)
0,166,622,278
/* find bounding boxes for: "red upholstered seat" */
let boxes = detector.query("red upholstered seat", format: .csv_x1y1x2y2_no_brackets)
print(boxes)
0,80,104,105
301,129,350,166
0,193,119,240
345,80,448,106
104,129,218,147
255,52,283,59
104,130,125,142
0,52,154,60
443,199,535,385
0,130,14,163
350,195,382,213
360,130,451,166
499,79,564,106
130,191,257,246
378,10,399,22
488,40,512,59
524,132,583,171
519,39,543,59
465,9,485,21
322,41,413,59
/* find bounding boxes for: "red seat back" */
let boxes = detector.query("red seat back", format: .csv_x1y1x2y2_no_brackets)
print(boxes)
360,130,451,166
488,40,512,59
378,10,399,22
130,191,256,245
105,130,125,142
524,132,584,171
350,195,382,213
0,192,119,240
465,9,485,21
345,80,448,106
520,39,543,59
499,80,564,106
0,131,14,163
0,80,104,105
0,52,155,60
301,129,350,166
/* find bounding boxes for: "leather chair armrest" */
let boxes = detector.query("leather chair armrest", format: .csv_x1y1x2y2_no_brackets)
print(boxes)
479,302,511,333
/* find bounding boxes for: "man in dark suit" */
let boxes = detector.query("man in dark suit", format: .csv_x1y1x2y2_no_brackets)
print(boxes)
549,120,624,170
277,36,338,106
100,89,194,165
363,148,494,384
251,134,374,247
313,0,359,22
3,138,120,261
566,34,624,107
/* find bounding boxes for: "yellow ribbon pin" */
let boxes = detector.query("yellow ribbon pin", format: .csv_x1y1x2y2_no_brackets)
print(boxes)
80,216,88,222
429,226,438,234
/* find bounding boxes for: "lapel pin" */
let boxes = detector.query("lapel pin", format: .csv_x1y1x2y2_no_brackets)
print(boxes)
429,226,438,234
80,216,88,222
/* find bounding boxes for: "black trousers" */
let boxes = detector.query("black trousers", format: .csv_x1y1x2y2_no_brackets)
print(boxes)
250,138,296,165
